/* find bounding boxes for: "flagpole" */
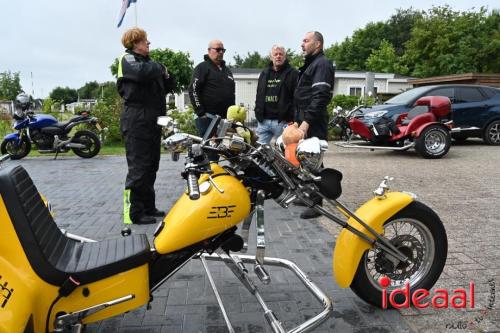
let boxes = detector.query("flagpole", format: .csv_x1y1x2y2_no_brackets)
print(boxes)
134,1,138,27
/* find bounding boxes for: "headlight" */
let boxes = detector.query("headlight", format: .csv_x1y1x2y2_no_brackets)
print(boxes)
364,110,388,119
296,137,328,172
275,135,285,153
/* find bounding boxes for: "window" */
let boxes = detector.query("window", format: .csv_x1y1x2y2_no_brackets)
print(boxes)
429,88,455,103
349,87,362,97
455,87,486,103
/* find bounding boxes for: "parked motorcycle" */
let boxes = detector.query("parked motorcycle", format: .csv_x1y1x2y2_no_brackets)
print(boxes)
330,104,365,141
0,114,447,333
1,93,101,160
335,96,453,159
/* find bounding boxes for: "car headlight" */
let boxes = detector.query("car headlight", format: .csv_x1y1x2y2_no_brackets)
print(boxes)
364,110,388,118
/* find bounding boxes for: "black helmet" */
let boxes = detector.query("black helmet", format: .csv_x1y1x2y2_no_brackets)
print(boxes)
15,93,31,111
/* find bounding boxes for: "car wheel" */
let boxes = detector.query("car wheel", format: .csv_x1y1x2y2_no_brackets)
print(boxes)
415,125,451,159
483,120,500,145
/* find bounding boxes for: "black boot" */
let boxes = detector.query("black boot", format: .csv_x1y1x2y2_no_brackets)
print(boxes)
300,199,323,219
133,215,157,224
300,207,322,219
145,208,165,217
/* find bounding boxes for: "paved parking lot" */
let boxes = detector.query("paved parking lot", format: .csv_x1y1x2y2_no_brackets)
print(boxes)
6,139,499,333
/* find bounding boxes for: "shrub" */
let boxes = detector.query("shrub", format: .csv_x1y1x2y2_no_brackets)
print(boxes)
168,106,197,135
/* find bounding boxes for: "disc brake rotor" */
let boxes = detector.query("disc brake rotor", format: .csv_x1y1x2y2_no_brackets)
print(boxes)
374,234,424,280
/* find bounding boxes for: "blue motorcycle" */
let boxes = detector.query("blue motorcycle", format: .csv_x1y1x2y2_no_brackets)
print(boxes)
1,94,101,160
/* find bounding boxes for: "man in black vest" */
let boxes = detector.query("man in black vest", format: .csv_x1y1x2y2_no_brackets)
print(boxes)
254,45,299,144
294,31,335,219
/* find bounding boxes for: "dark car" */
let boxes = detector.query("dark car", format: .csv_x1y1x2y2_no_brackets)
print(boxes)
360,84,500,144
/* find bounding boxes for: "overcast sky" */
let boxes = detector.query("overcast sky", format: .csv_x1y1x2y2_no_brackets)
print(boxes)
1,0,497,98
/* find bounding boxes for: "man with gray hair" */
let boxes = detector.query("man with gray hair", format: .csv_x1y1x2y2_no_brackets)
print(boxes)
254,45,299,144
294,31,335,219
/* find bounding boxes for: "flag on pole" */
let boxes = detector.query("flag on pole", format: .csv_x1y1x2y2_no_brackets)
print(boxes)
117,0,137,28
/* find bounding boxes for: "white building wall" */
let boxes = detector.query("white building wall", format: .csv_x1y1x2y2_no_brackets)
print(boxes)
235,78,258,119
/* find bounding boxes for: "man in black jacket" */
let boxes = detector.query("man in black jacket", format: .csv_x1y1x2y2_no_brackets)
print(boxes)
188,40,235,141
254,45,299,144
117,27,175,225
294,31,335,219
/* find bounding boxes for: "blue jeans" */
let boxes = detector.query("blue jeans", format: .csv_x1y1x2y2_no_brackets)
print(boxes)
195,116,219,161
256,119,287,144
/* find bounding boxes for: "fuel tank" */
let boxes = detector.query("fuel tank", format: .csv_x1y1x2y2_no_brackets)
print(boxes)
154,164,251,254
29,114,58,129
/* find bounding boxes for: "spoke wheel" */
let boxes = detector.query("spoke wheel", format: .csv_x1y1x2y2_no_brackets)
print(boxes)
350,201,447,308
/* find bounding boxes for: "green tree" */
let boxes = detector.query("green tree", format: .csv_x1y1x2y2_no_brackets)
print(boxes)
233,51,269,68
324,8,421,71
0,71,23,101
78,81,100,99
110,48,193,93
365,40,409,74
385,8,424,56
404,6,500,77
49,86,78,104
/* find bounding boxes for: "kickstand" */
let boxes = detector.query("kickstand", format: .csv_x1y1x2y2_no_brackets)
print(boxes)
54,148,60,160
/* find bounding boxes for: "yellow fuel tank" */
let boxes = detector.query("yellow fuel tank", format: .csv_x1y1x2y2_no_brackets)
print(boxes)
154,164,251,254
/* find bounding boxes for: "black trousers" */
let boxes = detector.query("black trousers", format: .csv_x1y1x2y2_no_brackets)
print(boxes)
124,129,161,221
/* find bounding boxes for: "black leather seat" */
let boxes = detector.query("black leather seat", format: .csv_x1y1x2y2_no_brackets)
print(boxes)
0,165,151,286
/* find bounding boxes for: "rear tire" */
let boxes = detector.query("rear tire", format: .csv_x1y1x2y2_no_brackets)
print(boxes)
415,125,451,159
1,137,31,160
483,120,500,145
350,201,448,308
71,130,100,158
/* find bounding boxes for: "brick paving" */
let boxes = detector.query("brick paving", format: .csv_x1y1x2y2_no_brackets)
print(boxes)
7,139,499,333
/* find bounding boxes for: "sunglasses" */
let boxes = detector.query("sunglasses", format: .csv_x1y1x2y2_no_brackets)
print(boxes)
210,47,226,53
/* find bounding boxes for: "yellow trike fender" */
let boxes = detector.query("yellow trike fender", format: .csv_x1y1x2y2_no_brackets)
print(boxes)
333,192,414,288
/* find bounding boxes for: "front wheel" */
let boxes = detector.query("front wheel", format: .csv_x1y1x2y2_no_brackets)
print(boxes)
350,201,448,308
71,130,100,158
483,120,500,145
1,136,31,160
415,125,451,159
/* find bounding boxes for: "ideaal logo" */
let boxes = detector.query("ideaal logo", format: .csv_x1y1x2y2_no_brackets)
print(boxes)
379,276,496,330
379,276,475,309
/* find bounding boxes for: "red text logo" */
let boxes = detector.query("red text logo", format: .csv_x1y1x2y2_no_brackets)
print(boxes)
379,276,475,309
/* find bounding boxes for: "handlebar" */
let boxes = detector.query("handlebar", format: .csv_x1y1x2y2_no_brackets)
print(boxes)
186,171,200,200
